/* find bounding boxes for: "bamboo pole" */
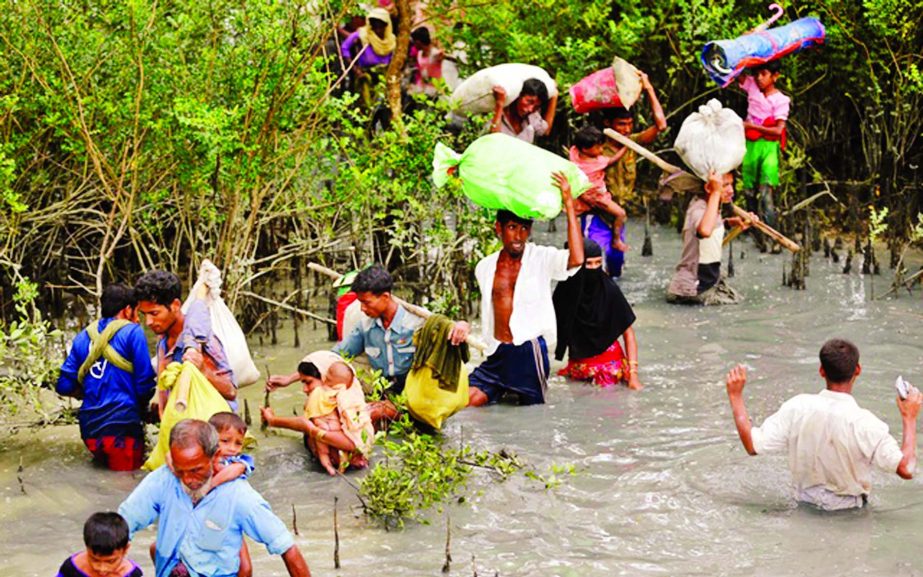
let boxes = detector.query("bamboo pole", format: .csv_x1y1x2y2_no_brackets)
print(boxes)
728,205,801,253
173,364,194,412
307,262,487,352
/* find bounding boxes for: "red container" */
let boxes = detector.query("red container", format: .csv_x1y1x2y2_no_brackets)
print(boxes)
570,67,623,114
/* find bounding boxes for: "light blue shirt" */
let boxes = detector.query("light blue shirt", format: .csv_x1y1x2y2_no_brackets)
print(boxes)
118,466,294,577
333,304,422,379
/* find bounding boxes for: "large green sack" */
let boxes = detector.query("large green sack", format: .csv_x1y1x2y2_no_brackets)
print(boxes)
432,133,589,220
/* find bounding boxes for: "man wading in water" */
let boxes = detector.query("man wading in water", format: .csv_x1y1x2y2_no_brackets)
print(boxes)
468,172,583,406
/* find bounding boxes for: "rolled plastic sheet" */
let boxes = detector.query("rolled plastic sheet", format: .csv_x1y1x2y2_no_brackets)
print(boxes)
701,17,825,86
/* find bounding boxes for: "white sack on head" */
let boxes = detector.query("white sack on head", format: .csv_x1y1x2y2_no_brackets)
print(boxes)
181,259,261,386
674,98,745,181
450,63,557,115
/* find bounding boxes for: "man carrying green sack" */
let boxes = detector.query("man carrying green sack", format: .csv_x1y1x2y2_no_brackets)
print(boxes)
433,132,590,220
467,172,584,406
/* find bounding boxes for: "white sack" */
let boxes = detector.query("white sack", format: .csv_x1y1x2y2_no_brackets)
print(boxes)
612,56,642,109
449,63,557,115
182,260,261,386
674,98,746,181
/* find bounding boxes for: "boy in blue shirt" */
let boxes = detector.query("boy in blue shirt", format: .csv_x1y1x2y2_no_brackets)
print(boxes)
57,284,157,471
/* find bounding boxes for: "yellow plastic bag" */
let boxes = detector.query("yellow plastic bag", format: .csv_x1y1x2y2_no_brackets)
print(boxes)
143,361,233,471
404,365,469,431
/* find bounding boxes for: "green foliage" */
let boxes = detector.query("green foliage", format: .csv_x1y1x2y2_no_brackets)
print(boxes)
0,279,63,420
356,393,574,528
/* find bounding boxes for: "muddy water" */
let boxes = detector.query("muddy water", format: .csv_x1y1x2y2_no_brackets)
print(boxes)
2,220,923,577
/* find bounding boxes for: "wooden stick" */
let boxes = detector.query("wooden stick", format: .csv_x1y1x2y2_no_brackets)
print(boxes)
442,514,452,573
243,399,252,427
239,290,336,325
729,205,801,253
723,225,745,246
292,503,299,536
173,365,194,412
603,128,681,174
307,262,487,352
333,496,341,569
262,364,271,432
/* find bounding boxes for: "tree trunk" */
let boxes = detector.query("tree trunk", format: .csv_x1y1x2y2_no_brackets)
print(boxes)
385,0,412,127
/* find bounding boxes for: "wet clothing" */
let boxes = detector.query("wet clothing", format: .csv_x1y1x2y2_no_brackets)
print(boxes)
553,263,635,362
557,340,626,387
498,111,548,144
468,337,549,405
157,299,236,410
119,465,294,577
300,351,374,456
334,304,423,392
84,435,145,471
57,554,143,577
474,243,577,357
751,389,904,511
56,317,156,448
666,277,740,306
410,314,469,393
581,213,625,278
405,315,470,430
665,174,732,302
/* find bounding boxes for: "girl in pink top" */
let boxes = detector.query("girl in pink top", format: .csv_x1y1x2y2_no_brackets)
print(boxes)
410,27,444,97
569,126,629,253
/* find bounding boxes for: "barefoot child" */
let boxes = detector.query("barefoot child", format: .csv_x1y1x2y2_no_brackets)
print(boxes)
262,358,374,476
569,125,630,258
58,512,142,577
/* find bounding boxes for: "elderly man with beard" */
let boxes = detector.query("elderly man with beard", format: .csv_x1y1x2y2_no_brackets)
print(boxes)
118,419,310,577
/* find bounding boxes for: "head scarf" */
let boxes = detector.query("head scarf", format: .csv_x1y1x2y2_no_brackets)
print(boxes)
358,8,396,57
552,239,636,361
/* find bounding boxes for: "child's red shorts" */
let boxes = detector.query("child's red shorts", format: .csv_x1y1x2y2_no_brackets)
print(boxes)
83,435,144,471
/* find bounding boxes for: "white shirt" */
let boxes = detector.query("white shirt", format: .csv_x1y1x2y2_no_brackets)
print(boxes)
475,243,576,356
698,220,724,265
751,389,904,504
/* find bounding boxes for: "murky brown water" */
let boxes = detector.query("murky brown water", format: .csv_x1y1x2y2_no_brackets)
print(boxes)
2,220,922,576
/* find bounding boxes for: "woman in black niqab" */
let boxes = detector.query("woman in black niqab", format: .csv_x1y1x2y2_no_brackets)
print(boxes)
553,239,643,389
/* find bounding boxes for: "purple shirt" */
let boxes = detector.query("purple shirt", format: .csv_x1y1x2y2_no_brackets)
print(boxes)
341,31,393,69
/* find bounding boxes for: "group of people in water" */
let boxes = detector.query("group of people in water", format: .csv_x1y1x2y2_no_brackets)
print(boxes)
48,8,923,577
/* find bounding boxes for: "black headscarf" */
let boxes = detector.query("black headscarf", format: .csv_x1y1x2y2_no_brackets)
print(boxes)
553,239,636,361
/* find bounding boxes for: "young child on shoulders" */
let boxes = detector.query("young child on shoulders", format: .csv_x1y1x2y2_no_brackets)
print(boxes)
736,60,789,234
208,412,255,486
150,412,254,577
569,125,629,253
58,512,142,577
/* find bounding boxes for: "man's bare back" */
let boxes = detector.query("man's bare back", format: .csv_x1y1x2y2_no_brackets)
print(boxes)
492,253,522,343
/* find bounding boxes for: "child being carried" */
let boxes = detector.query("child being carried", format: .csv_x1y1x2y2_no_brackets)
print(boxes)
569,125,630,253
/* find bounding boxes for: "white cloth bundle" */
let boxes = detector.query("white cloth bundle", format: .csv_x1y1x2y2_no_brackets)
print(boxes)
449,63,557,115
674,98,746,181
182,259,261,386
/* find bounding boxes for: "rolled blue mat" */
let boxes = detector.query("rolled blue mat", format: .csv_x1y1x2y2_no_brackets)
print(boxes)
701,17,825,86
